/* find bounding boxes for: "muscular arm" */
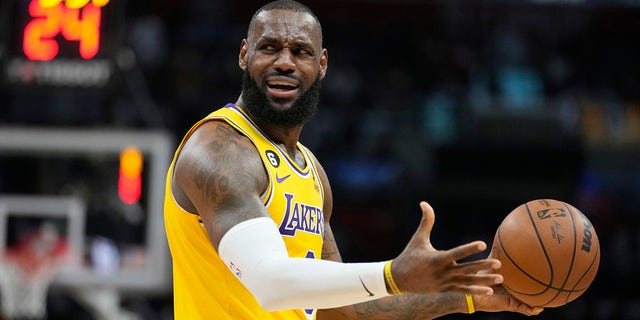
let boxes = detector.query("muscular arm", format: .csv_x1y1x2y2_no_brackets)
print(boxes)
172,120,270,249
310,158,465,320
174,124,540,316
312,156,540,320
318,226,467,320
173,121,391,311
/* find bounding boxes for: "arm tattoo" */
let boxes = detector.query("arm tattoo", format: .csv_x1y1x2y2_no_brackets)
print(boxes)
188,123,267,231
318,288,464,319
351,293,460,320
192,125,256,206
321,225,342,262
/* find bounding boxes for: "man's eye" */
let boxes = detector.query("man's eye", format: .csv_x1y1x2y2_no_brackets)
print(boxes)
261,45,277,52
295,49,312,56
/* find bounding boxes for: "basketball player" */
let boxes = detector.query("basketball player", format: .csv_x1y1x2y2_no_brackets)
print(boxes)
164,1,544,319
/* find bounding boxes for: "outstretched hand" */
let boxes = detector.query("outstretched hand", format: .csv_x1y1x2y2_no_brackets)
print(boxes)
473,285,544,316
471,247,544,316
391,201,503,296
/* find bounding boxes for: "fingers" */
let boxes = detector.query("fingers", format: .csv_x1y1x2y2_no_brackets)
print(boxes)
446,240,493,263
474,291,545,315
519,305,544,316
459,285,495,296
509,295,545,316
411,202,494,263
417,201,435,242
449,275,503,294
446,263,504,295
397,201,511,296
406,201,436,250
419,201,434,221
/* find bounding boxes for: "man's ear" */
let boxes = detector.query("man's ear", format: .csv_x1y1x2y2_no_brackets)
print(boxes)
319,48,328,80
239,39,248,71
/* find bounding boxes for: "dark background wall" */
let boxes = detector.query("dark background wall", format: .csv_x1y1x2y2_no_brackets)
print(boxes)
1,0,639,319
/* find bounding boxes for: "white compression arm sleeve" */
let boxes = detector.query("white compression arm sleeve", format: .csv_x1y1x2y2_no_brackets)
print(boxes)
217,217,390,311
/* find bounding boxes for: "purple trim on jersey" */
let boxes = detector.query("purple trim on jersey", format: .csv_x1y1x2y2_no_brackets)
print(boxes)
225,104,310,177
301,147,324,202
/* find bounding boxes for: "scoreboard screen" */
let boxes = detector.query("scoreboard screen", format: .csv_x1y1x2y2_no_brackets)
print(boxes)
2,0,124,89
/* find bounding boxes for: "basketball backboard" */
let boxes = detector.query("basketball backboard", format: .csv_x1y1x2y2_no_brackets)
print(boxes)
0,128,173,295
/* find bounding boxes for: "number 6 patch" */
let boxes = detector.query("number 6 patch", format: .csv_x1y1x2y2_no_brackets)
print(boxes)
265,150,280,168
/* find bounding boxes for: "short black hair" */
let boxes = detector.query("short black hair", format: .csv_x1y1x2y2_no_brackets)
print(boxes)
248,0,323,43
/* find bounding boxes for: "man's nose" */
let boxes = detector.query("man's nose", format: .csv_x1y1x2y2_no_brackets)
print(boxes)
273,48,295,73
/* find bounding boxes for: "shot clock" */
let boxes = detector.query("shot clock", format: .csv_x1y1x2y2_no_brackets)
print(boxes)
2,0,125,89
22,0,110,61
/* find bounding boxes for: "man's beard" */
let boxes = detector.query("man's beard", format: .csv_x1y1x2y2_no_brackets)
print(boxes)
241,71,322,128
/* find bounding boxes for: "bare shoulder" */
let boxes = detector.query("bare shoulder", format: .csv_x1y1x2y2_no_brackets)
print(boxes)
173,120,269,247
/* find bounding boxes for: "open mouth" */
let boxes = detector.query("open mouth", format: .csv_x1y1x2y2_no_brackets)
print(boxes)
266,79,299,99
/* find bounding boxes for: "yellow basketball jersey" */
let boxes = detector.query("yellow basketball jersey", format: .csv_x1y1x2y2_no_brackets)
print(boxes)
164,104,325,320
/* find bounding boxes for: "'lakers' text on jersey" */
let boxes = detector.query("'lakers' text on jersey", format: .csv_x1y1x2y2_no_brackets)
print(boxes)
279,192,324,237
164,104,325,320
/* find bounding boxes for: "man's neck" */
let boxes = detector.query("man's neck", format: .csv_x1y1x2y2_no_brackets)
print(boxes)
256,121,303,156
234,97,303,156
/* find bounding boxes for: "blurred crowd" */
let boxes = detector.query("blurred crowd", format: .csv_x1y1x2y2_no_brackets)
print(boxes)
1,0,640,319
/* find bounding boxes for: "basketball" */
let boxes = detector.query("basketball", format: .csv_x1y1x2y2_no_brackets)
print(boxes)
490,199,600,308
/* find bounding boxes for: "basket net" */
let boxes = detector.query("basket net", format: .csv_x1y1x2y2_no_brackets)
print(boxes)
0,223,68,319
